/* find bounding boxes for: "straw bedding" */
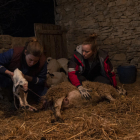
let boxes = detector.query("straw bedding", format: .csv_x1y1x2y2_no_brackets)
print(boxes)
0,78,140,140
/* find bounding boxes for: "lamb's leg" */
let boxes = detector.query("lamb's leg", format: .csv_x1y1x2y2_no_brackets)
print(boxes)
13,92,25,108
54,96,65,122
24,92,38,112
105,93,115,102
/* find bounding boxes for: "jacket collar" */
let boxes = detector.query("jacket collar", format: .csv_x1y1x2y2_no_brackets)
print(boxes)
76,45,82,55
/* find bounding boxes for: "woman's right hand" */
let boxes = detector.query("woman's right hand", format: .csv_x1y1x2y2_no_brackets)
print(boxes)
5,70,14,78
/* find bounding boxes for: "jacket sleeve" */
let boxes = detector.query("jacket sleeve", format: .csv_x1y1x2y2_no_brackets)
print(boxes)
68,55,82,87
31,62,47,86
104,57,117,88
0,49,13,74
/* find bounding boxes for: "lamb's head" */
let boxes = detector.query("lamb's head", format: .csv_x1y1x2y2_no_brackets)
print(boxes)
46,57,52,64
116,85,127,96
13,68,28,92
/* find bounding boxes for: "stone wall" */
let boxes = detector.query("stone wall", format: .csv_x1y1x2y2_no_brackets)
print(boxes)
0,35,34,53
55,0,140,74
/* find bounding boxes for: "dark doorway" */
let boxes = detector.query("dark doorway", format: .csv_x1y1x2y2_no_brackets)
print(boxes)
0,0,55,37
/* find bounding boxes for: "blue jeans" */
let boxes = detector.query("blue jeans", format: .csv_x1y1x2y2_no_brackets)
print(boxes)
0,73,48,102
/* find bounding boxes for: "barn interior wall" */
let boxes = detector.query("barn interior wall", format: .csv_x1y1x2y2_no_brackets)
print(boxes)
55,0,140,74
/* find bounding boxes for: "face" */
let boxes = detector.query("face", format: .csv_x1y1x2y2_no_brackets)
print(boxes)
82,44,94,59
25,51,40,67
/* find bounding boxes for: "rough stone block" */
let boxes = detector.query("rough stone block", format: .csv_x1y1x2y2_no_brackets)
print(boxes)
108,2,116,7
131,21,140,27
111,38,120,44
120,19,131,23
116,0,127,6
56,14,62,21
124,10,134,16
132,39,140,46
123,40,132,45
76,19,96,28
99,22,112,27
102,28,113,33
130,58,139,65
103,38,112,45
95,4,107,11
113,53,126,61
64,3,74,11
96,15,105,21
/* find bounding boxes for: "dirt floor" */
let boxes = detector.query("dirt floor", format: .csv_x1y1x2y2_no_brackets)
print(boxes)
0,77,140,140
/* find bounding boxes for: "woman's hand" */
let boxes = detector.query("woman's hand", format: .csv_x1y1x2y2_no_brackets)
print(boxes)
5,70,14,77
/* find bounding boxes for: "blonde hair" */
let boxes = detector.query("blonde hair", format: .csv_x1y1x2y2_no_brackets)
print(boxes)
82,34,98,52
25,37,43,57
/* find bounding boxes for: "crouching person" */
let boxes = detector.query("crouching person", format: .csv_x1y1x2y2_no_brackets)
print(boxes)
0,38,48,108
68,34,117,100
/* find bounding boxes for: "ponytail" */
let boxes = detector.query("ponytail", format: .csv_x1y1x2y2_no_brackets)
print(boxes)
82,33,98,52
25,37,43,57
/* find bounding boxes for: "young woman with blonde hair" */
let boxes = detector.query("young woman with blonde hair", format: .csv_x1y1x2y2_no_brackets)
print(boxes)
68,34,117,100
0,38,47,104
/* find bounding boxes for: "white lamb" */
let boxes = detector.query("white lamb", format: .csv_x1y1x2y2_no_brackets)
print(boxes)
13,68,37,111
46,57,68,87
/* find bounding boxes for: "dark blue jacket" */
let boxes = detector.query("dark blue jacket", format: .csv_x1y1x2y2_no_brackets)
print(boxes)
0,49,47,85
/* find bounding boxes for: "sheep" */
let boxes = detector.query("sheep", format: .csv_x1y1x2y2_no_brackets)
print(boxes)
46,57,68,74
13,68,37,111
46,57,69,87
41,81,126,122
46,72,68,88
47,59,61,74
46,57,52,64
57,58,68,74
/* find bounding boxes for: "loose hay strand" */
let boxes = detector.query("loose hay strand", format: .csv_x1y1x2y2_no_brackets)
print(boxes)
67,129,87,140
42,124,59,133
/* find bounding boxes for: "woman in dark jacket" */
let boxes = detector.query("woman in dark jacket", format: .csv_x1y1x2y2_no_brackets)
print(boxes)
68,34,117,100
0,38,47,103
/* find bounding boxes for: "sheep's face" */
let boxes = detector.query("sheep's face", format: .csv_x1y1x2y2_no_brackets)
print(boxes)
19,81,28,91
46,57,52,64
117,86,127,96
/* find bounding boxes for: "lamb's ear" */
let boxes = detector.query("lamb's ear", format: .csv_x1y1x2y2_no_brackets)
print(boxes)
13,85,15,93
48,72,54,78
13,78,20,87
